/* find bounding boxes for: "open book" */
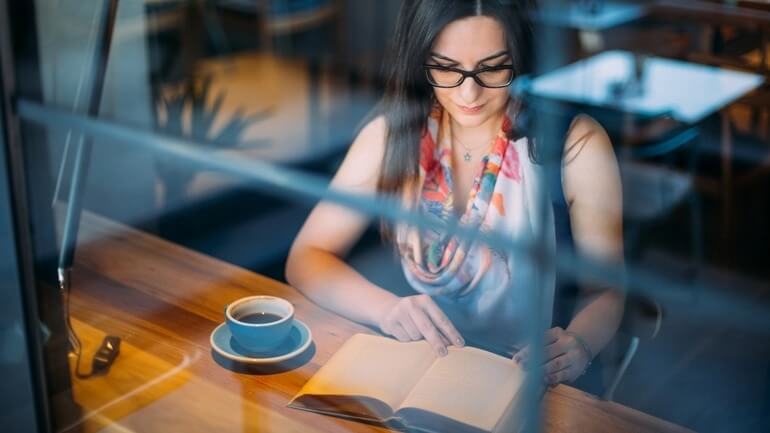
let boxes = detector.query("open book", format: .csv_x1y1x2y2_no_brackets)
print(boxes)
288,333,536,433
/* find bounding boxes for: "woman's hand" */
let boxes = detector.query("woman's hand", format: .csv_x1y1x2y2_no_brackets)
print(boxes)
377,294,464,356
513,327,591,386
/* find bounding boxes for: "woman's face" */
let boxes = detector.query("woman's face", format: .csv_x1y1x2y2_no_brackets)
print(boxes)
428,16,511,129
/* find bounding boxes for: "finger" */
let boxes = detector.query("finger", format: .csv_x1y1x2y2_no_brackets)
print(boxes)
543,353,571,376
544,338,570,362
514,346,532,371
399,314,422,341
439,332,451,347
387,322,411,342
514,346,529,366
518,328,562,365
408,307,448,356
545,367,571,386
420,297,464,346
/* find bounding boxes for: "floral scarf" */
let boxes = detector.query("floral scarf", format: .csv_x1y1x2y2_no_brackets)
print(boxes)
396,104,556,305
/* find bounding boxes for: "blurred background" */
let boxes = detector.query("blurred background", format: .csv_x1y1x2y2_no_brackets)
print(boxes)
1,1,770,433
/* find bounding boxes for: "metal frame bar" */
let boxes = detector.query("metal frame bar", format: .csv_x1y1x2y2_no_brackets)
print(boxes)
0,1,59,431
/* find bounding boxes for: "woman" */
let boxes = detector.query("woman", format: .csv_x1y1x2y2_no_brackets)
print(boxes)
286,0,624,388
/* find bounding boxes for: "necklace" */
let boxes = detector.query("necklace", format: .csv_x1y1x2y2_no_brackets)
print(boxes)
454,132,496,163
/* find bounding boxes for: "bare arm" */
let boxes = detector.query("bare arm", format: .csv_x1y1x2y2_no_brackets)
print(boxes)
286,116,396,327
561,114,625,361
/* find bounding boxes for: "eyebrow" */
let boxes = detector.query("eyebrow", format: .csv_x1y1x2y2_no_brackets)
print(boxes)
429,50,510,66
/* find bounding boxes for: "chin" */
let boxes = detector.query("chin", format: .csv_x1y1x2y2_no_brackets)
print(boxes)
450,110,495,128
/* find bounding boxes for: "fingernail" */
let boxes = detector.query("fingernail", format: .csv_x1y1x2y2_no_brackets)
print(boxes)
456,337,465,346
440,347,448,356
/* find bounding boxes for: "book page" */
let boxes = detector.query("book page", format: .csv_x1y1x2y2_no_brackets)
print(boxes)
397,345,525,432
290,334,436,415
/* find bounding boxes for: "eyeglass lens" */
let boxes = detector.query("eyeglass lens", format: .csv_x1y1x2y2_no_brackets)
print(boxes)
427,67,513,88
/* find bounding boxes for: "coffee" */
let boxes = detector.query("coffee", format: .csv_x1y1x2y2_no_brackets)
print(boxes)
237,312,283,324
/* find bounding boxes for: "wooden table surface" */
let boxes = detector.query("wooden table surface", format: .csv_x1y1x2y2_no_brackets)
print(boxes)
64,212,694,433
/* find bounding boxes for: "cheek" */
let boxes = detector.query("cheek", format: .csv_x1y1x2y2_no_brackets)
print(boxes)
433,88,452,106
487,89,510,108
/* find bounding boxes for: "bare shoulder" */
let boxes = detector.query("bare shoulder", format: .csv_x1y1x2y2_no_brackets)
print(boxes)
561,114,623,259
356,114,388,149
562,114,620,206
288,115,388,259
332,115,388,192
563,114,613,166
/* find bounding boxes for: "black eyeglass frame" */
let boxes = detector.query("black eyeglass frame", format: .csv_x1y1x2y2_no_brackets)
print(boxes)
423,64,516,88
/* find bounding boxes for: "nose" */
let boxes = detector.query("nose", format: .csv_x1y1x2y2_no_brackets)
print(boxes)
458,76,482,105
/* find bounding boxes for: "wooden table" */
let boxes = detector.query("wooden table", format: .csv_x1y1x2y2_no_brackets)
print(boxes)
62,212,694,433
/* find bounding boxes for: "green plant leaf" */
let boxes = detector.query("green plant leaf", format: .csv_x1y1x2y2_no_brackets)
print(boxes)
154,73,271,149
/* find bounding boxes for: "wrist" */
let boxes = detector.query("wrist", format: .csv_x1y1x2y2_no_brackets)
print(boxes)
370,291,400,329
564,330,593,375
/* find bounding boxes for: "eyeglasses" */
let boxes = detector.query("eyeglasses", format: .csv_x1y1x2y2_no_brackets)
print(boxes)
424,64,515,88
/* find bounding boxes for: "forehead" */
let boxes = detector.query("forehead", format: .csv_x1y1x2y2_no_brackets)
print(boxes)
431,16,507,61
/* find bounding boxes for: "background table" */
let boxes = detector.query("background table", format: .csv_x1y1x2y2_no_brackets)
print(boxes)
62,211,694,433
529,50,764,124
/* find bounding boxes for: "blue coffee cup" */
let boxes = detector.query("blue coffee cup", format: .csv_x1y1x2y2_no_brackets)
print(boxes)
225,296,294,353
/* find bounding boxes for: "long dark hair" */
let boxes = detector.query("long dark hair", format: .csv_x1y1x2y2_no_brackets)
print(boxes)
376,0,535,206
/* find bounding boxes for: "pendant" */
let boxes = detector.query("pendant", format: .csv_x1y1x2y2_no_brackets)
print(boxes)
464,152,471,162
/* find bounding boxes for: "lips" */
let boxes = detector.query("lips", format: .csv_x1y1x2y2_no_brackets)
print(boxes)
458,103,484,114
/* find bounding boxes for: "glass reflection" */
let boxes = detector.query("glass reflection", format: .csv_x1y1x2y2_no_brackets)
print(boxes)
1,1,768,433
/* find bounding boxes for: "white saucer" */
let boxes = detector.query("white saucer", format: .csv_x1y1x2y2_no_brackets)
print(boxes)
210,319,312,364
